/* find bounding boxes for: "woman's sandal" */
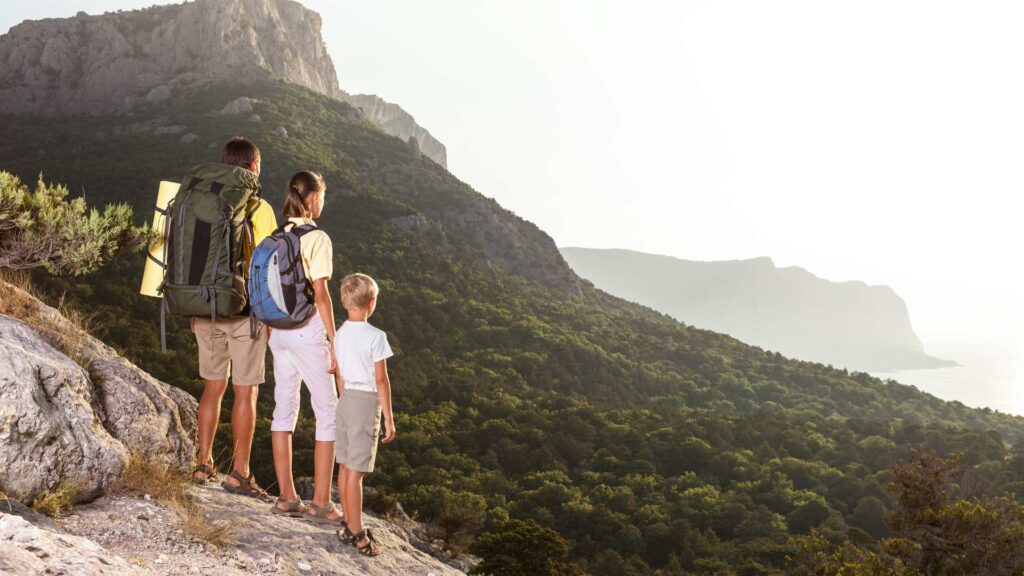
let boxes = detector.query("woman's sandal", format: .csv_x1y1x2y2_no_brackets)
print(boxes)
351,529,382,557
191,463,219,485
271,497,308,518
221,469,272,502
305,501,344,526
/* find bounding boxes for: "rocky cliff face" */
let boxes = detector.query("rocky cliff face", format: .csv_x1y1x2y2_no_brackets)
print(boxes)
561,248,954,372
0,280,196,503
0,0,448,167
341,92,448,168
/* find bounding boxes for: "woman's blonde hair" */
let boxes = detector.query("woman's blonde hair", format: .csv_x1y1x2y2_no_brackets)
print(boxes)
340,273,379,310
283,171,325,218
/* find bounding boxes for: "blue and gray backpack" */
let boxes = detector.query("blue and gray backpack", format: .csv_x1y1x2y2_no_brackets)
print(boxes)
248,222,317,328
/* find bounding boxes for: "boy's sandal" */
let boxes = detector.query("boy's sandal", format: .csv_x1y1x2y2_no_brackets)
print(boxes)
271,497,308,518
337,523,356,545
191,464,219,485
221,470,273,502
304,501,344,526
352,529,382,557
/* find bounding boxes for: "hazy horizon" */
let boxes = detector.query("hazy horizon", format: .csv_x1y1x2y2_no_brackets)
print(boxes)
4,1,1021,394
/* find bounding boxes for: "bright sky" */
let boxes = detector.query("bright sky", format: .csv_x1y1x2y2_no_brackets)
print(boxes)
4,2,1022,373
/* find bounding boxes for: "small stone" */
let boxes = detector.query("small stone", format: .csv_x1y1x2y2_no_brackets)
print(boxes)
155,553,168,564
147,85,171,103
219,96,254,115
297,562,312,572
258,557,273,566
180,133,199,144
249,114,262,123
143,494,152,501
274,125,288,138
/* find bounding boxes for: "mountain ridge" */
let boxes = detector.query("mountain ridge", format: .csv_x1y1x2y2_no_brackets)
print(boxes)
561,247,954,372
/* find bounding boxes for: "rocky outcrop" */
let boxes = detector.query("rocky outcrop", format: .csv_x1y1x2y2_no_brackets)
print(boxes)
341,92,447,167
0,0,449,167
0,0,340,114
0,281,196,503
561,248,955,372
0,511,144,575
0,316,130,502
1,486,469,576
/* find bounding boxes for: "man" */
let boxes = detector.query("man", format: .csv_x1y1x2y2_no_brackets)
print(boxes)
188,137,277,500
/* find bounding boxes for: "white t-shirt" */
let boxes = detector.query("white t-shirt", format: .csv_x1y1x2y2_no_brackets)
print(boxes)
334,320,394,392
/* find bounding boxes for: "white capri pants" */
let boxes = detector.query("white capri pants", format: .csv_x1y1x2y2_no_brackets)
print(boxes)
268,312,338,441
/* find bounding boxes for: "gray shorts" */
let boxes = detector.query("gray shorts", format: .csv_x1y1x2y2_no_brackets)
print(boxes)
335,390,382,473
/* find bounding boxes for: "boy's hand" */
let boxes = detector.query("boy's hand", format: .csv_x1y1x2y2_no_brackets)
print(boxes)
382,418,396,444
190,317,196,333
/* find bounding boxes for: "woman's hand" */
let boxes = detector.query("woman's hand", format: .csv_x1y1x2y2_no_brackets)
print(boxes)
327,347,338,374
382,418,396,443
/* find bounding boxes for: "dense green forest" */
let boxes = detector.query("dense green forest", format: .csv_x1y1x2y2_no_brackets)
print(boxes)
2,81,1022,575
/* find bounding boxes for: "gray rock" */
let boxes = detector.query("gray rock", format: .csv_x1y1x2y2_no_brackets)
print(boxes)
407,136,422,159
146,85,171,103
220,96,254,116
388,214,432,234
248,113,261,123
179,133,199,144
341,92,447,167
0,316,128,502
154,125,186,135
0,281,196,504
0,512,145,575
274,125,288,138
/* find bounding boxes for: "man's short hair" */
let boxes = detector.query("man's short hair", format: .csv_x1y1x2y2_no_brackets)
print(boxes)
221,137,260,169
340,273,380,310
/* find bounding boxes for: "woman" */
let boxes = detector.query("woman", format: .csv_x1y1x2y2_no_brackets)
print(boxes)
267,171,343,525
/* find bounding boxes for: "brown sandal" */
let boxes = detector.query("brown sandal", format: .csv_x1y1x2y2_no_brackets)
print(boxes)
221,470,272,502
271,497,308,518
191,463,219,485
352,528,382,556
304,501,344,526
337,523,356,544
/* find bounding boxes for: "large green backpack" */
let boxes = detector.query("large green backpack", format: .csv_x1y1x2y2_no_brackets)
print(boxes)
158,163,260,351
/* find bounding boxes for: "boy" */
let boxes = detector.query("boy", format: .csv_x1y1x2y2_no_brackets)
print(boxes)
334,273,396,556
189,137,277,501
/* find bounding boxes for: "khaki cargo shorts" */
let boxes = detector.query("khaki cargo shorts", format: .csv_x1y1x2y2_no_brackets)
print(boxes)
193,316,267,386
335,390,382,473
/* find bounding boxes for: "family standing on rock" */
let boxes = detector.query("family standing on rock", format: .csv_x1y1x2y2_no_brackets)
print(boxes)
157,137,395,558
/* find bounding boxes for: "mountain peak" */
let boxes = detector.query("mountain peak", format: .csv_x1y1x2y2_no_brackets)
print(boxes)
0,0,341,113
0,0,448,166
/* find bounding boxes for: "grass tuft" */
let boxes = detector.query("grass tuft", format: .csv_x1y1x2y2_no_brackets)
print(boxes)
0,275,100,370
171,491,237,547
116,451,236,547
114,452,188,502
30,478,81,517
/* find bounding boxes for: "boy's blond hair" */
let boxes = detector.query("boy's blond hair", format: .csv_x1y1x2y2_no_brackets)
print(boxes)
340,273,379,310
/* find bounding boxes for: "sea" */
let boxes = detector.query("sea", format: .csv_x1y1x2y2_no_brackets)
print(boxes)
873,339,1024,418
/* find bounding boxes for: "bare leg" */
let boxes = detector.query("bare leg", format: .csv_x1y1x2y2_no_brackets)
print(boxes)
271,430,297,506
337,465,350,522
344,470,365,534
225,384,258,485
311,440,338,515
194,379,228,480
345,470,379,551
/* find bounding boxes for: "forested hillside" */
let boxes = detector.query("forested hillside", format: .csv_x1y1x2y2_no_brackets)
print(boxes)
2,81,1022,574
